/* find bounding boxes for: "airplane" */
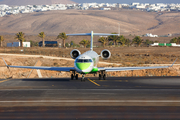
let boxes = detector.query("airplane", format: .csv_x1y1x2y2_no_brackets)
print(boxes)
2,31,177,81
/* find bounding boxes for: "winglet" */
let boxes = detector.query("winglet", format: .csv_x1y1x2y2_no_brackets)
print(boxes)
2,58,9,69
170,58,178,67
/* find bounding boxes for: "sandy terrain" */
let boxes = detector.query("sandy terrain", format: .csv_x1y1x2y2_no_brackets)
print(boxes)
0,10,180,36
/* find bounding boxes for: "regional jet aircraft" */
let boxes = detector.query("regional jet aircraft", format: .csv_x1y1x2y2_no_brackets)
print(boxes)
2,31,177,81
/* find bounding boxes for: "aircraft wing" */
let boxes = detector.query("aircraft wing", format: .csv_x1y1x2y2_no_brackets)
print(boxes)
98,66,170,72
98,58,177,72
2,58,75,72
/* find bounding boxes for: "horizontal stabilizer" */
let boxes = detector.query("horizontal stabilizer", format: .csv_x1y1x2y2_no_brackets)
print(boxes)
67,33,119,36
67,33,91,36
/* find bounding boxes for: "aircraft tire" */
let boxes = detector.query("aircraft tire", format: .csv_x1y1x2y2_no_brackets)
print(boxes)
75,74,78,80
71,74,74,80
99,74,101,80
103,74,106,80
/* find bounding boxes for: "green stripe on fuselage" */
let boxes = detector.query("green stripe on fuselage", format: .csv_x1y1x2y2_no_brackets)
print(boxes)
90,67,98,73
76,63,91,70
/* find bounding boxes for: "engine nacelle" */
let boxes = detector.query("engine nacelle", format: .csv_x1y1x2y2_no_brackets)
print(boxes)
101,49,111,60
70,49,81,59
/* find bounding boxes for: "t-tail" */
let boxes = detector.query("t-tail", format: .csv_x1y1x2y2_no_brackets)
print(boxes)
67,31,120,51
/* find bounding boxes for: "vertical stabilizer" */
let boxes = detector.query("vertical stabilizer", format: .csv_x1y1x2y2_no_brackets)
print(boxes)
90,31,93,51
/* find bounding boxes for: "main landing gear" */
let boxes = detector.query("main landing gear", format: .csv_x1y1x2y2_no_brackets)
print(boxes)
99,71,106,80
71,71,78,80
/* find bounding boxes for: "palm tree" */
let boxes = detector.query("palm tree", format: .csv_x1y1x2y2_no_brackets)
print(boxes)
57,32,68,48
79,39,90,48
108,32,119,46
170,37,178,44
132,36,143,47
38,32,46,47
0,35,4,47
178,37,180,44
98,37,108,48
118,35,126,46
125,39,131,47
15,32,25,47
145,39,153,45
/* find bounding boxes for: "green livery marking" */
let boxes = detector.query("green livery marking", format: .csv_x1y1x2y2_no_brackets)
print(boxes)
90,67,98,73
76,63,91,70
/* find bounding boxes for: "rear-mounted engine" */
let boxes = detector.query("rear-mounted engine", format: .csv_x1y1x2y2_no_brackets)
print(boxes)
101,49,111,60
70,49,81,59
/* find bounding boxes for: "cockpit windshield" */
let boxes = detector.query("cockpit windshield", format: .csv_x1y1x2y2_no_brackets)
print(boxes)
76,59,92,63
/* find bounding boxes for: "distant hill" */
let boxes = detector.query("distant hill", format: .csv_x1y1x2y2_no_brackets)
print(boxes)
0,0,76,6
0,9,180,36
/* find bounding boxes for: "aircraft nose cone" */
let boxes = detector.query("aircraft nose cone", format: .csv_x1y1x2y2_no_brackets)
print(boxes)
76,63,91,70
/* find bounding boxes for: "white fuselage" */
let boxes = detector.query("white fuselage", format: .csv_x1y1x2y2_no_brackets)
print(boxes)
74,50,99,73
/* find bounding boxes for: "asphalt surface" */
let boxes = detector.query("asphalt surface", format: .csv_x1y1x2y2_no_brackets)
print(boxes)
0,76,180,119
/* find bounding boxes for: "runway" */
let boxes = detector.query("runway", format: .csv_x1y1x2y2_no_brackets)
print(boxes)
0,76,180,119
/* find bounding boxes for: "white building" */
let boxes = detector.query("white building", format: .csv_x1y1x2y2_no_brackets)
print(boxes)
20,9,30,13
100,8,111,10
116,3,122,8
131,2,140,6
7,42,31,47
145,33,158,37
98,3,105,7
0,4,9,10
136,5,146,9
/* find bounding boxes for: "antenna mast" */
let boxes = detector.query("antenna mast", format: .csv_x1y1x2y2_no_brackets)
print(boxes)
118,23,120,36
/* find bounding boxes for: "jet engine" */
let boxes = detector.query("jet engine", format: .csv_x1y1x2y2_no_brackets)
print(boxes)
101,49,111,60
70,49,81,59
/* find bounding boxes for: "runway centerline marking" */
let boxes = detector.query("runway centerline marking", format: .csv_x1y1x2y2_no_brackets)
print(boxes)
88,78,101,86
0,79,11,84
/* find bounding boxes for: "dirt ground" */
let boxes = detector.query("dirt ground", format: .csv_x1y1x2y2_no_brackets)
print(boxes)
0,46,180,79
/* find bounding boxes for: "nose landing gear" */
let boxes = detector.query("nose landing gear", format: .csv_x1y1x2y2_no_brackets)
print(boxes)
71,71,85,81
81,74,85,81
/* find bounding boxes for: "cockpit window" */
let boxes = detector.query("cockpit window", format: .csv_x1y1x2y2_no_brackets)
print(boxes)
76,59,83,62
76,59,92,63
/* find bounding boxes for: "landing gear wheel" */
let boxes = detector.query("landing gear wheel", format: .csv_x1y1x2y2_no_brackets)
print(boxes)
99,74,101,80
81,74,85,81
75,74,78,80
71,74,74,80
103,74,106,80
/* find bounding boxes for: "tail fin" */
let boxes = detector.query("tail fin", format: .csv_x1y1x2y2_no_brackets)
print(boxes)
67,31,119,51
90,31,93,51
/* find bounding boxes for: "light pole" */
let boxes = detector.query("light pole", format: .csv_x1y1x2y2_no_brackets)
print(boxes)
118,23,120,36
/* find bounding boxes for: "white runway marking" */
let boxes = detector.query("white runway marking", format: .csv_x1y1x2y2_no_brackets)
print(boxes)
0,100,180,103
